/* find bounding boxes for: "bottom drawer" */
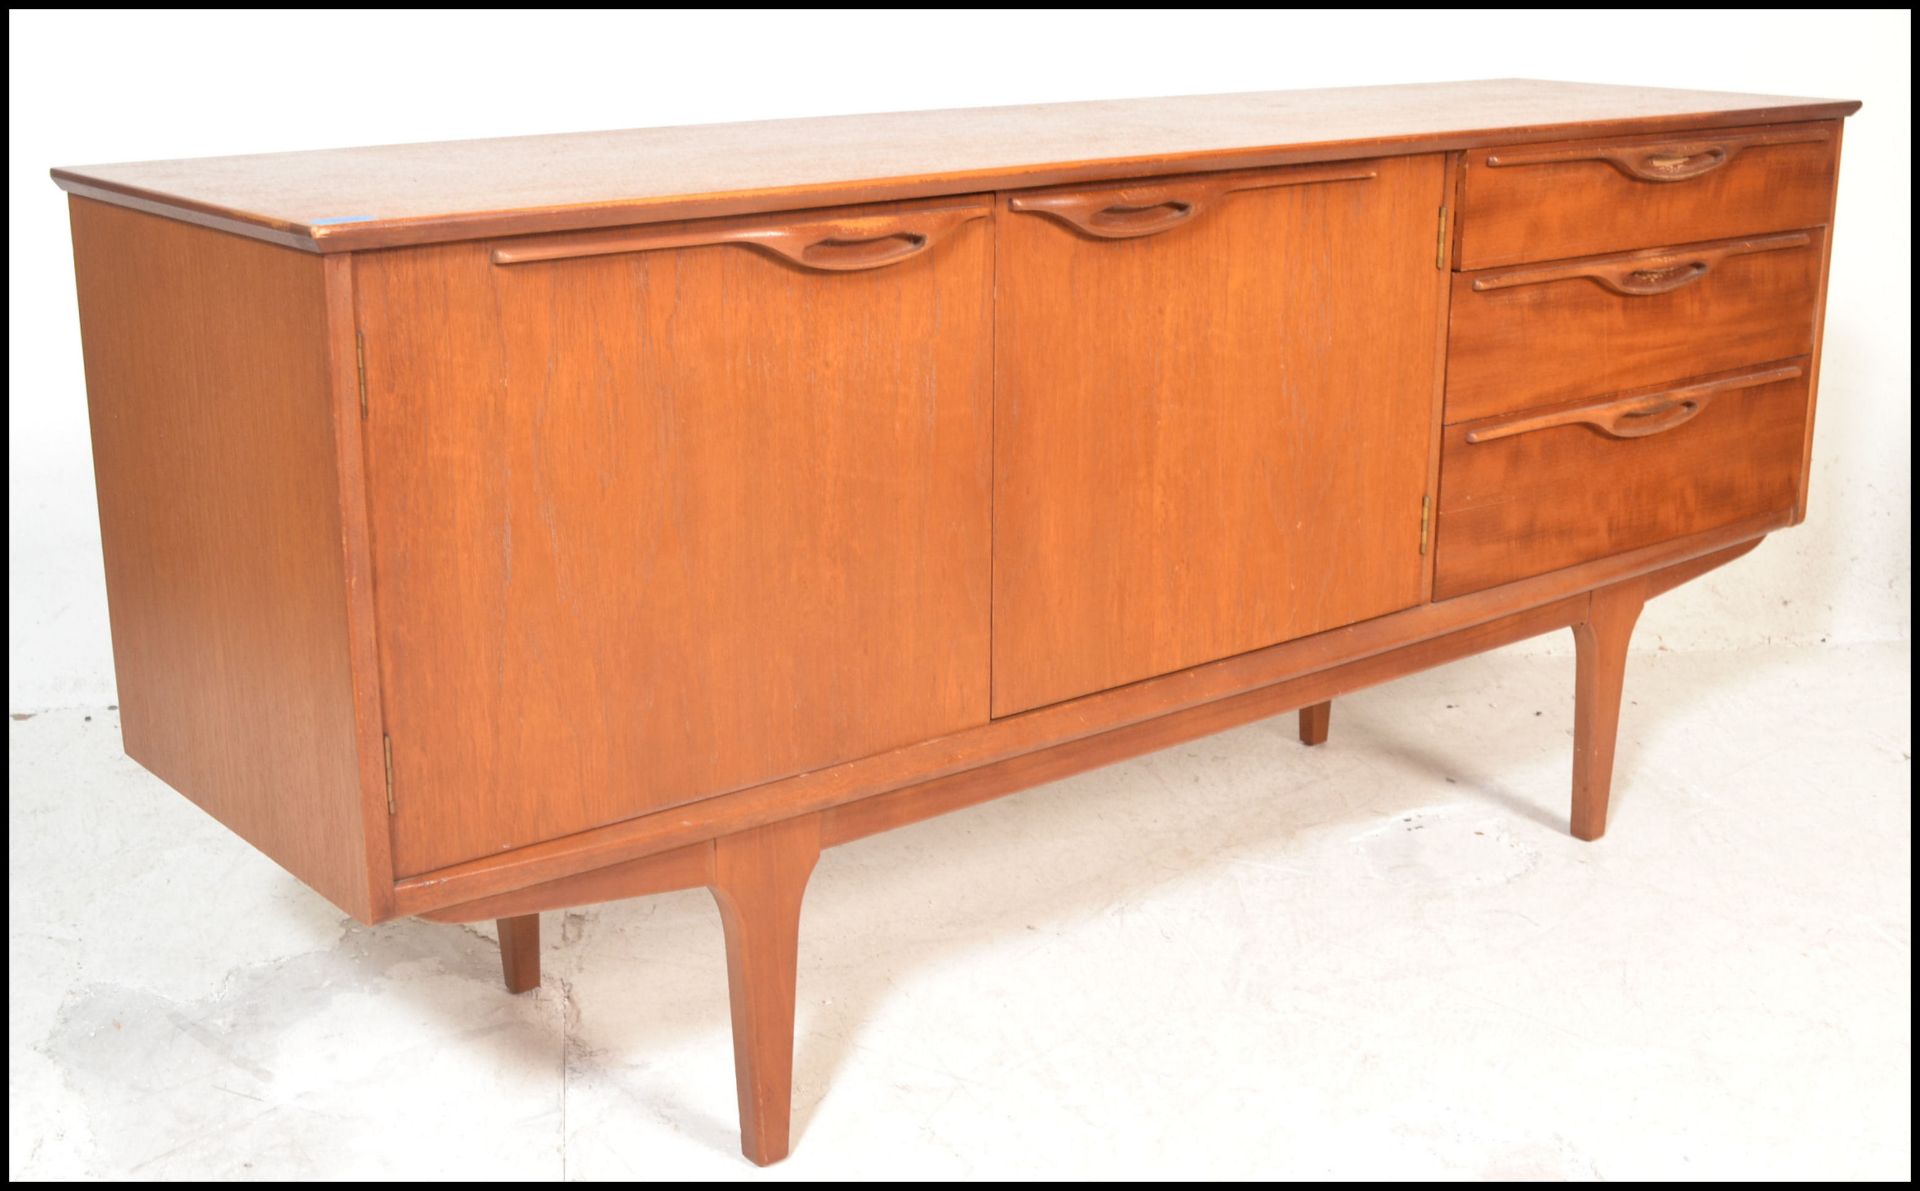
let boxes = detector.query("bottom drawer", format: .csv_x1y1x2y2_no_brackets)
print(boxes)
1434,361,1811,598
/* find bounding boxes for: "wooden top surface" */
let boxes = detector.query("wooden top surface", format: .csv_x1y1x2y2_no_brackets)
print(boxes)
53,79,1858,253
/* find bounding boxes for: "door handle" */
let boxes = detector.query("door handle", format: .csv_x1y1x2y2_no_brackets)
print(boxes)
491,203,989,270
1007,163,1376,240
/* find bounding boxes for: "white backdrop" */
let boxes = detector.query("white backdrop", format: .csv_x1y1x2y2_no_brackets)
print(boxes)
8,10,1910,711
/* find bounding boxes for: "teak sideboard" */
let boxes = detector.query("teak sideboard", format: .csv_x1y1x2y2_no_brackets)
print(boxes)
55,79,1859,1164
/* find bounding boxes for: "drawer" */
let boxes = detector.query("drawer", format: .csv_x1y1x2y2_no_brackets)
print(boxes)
1458,122,1838,269
1433,362,1810,598
1446,229,1823,422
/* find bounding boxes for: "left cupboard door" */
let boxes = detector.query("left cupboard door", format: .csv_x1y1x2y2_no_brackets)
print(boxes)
356,198,995,876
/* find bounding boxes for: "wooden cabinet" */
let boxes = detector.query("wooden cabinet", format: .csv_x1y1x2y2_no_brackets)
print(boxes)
993,157,1444,714
54,80,1858,1166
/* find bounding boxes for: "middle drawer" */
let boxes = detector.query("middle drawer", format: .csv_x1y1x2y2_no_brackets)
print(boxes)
1446,229,1823,423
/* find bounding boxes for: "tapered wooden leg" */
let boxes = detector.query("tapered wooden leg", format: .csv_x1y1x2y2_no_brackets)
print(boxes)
1570,583,1647,842
1298,700,1332,746
710,814,822,1167
497,914,541,994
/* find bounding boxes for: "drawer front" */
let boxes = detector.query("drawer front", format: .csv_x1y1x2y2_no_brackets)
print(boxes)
1434,362,1810,598
358,197,995,876
1447,230,1823,422
1458,122,1837,269
993,156,1445,716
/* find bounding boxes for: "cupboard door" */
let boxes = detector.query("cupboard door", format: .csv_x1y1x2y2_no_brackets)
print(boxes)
358,198,994,876
993,156,1445,716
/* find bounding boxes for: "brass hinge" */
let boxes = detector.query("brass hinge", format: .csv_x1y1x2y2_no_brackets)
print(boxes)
1435,205,1450,270
355,331,369,419
1419,494,1432,555
382,733,395,814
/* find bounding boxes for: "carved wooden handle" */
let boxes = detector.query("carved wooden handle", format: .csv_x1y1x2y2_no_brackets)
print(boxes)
1008,191,1199,239
771,228,933,271
1469,232,1812,298
491,203,990,270
1463,364,1804,445
1628,147,1728,181
1618,262,1709,294
1484,126,1830,183
1008,163,1377,240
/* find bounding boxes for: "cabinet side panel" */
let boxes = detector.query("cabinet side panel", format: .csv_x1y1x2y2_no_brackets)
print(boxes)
68,197,377,921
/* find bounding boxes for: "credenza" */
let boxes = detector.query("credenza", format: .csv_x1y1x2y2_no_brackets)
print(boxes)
54,79,1859,1164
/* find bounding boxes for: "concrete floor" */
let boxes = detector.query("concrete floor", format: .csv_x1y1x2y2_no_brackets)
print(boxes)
8,642,1911,1180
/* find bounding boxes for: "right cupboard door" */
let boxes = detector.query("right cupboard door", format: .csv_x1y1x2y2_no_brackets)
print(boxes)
993,155,1447,716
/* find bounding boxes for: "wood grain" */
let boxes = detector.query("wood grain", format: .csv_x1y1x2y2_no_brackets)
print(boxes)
825,597,1587,847
820,542,1754,849
390,509,1787,918
1637,536,1764,600
710,815,821,1167
420,842,714,924
1448,231,1823,421
67,197,382,921
52,82,1858,253
1464,232,1812,296
1424,151,1468,599
487,202,989,268
1480,125,1831,179
423,539,1765,913
357,196,994,876
497,915,542,994
1003,164,1378,237
1461,365,1803,444
1458,121,1840,269
1570,581,1647,841
1434,362,1811,598
1796,123,1847,523
992,154,1446,715
1298,701,1332,747
320,254,396,921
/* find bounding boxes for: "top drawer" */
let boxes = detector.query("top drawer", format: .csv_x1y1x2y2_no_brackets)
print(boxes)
1458,122,1838,269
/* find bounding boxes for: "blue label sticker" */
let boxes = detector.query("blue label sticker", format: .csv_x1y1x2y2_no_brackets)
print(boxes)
310,215,376,226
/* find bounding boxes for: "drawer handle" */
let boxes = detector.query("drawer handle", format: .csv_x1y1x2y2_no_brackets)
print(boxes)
1604,397,1709,437
1620,262,1709,294
1008,163,1376,240
1484,126,1830,183
1463,365,1803,444
1633,147,1728,181
1469,232,1812,297
489,204,989,270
